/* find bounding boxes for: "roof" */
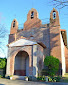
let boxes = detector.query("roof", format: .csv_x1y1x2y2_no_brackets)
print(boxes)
7,38,37,47
60,29,67,46
7,37,46,48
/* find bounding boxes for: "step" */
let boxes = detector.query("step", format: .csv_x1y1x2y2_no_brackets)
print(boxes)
12,75,27,80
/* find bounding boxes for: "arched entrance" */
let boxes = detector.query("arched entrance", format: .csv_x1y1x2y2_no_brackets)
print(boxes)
14,51,29,76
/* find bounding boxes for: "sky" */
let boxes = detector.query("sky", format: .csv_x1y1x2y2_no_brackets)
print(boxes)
0,0,68,58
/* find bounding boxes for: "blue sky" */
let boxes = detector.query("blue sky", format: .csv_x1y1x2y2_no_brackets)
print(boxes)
0,0,68,58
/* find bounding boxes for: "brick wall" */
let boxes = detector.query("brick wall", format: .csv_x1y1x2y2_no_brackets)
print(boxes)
50,8,61,62
24,8,41,31
65,46,68,72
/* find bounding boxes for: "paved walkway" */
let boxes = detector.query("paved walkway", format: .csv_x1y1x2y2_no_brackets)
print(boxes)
0,78,68,85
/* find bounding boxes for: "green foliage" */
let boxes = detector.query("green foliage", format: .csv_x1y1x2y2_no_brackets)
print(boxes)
48,76,53,82
53,76,61,82
0,58,7,77
48,76,61,82
37,76,45,81
0,58,7,69
0,75,2,78
44,56,60,77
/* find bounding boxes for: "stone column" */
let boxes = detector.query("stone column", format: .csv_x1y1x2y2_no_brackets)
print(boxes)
29,46,33,76
6,48,11,76
33,45,38,77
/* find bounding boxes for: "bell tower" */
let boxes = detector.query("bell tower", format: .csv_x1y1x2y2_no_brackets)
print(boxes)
50,8,60,26
10,19,18,34
24,8,41,30
50,8,61,61
9,19,18,43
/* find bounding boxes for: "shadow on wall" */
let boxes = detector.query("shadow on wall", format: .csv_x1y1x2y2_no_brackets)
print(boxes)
16,24,60,55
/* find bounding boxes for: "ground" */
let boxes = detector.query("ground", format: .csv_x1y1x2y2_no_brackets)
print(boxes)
0,79,68,85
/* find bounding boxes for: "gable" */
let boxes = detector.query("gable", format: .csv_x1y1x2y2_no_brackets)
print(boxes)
8,39,37,47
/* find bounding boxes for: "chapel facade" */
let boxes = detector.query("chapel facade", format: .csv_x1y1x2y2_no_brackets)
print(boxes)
6,8,68,78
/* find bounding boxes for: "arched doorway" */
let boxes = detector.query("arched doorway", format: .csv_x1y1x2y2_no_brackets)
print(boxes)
14,51,29,76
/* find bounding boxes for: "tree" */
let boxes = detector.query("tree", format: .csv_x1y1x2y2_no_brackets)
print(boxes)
51,0,68,9
0,24,8,57
44,56,60,77
0,16,9,57
0,58,7,69
0,58,7,77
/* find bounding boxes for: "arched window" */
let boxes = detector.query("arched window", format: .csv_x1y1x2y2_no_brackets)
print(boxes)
13,21,15,27
31,11,34,19
53,11,56,19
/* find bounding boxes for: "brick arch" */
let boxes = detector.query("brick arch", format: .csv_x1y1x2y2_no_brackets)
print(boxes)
14,51,29,76
10,49,30,75
13,50,29,59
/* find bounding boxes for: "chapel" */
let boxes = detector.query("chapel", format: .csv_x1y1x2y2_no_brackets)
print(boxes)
6,8,68,78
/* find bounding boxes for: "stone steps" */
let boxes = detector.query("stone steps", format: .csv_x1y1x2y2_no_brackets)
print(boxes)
12,75,27,80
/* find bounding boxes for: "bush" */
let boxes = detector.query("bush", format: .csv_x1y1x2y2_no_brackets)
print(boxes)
44,56,60,77
48,76,52,82
0,58,7,69
48,76,61,82
37,76,45,81
0,75,3,78
53,76,61,82
0,58,7,77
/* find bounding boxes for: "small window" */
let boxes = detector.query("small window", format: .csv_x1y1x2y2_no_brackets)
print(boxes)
31,11,34,19
13,21,15,27
53,11,56,19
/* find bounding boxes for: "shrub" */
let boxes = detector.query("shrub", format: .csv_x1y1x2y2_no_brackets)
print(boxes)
0,58,7,77
37,76,45,81
48,76,52,82
44,56,60,77
0,75,2,78
48,76,61,82
54,76,61,82
0,58,7,69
